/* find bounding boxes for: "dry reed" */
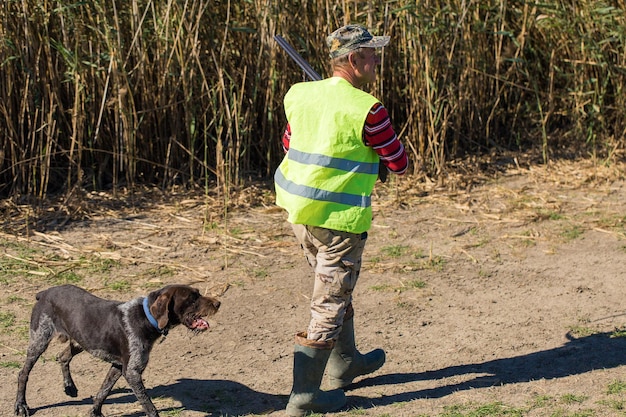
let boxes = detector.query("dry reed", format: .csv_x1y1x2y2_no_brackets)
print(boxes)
1,0,625,201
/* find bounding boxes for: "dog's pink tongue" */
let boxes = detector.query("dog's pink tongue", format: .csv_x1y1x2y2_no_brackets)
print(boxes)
192,318,210,330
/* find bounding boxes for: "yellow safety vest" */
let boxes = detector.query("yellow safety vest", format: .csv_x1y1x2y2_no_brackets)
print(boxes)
275,77,379,233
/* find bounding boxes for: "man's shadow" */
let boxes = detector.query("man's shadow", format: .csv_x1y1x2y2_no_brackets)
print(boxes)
347,330,626,408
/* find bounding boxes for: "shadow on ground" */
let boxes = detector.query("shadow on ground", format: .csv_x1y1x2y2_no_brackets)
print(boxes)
348,331,626,408
25,379,285,416
24,331,626,415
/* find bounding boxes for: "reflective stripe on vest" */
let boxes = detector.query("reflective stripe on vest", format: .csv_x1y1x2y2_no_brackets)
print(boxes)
287,148,378,176
275,167,371,208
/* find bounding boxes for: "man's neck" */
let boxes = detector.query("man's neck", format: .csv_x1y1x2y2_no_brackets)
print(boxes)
332,68,361,88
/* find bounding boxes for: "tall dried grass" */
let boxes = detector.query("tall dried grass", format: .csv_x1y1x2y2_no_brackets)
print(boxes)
1,0,625,200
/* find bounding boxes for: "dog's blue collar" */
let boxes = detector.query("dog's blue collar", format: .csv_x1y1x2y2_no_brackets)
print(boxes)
143,297,165,334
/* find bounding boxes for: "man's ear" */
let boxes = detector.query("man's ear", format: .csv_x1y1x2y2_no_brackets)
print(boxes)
348,51,358,68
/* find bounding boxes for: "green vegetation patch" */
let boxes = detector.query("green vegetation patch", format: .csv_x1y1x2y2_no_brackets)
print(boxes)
0,311,17,328
0,361,22,369
560,225,584,241
607,380,626,395
381,244,410,258
441,401,525,416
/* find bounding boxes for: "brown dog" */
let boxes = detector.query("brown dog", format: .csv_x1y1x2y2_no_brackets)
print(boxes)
14,284,221,417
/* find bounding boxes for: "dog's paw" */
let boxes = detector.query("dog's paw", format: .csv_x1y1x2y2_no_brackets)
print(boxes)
14,401,30,417
64,383,78,397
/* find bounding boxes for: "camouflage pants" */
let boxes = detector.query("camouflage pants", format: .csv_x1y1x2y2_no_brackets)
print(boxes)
291,224,367,342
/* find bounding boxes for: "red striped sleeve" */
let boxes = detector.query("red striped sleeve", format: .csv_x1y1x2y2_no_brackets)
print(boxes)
363,103,408,175
281,124,291,153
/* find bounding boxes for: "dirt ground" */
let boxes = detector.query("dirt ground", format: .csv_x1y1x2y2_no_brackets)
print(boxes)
1,158,626,417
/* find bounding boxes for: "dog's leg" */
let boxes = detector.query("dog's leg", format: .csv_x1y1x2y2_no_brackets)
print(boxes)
56,341,83,397
15,317,55,417
90,363,122,417
125,366,159,417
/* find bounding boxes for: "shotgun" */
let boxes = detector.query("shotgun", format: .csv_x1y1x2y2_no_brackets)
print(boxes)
274,35,322,81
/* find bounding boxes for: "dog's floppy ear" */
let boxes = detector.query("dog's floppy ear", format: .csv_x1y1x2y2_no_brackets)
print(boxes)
150,288,175,330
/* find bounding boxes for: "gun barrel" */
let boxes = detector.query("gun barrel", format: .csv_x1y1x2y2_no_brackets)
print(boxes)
274,35,322,81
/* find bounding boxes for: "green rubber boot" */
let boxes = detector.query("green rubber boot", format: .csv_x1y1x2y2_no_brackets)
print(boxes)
286,332,346,417
326,316,386,389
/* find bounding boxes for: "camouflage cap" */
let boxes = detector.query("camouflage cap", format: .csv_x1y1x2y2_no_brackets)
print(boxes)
327,24,390,59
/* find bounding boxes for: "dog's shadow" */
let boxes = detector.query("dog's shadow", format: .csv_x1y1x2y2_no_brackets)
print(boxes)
26,378,283,416
150,379,286,416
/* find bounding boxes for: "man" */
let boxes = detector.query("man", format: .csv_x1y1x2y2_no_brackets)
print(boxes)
275,24,408,416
